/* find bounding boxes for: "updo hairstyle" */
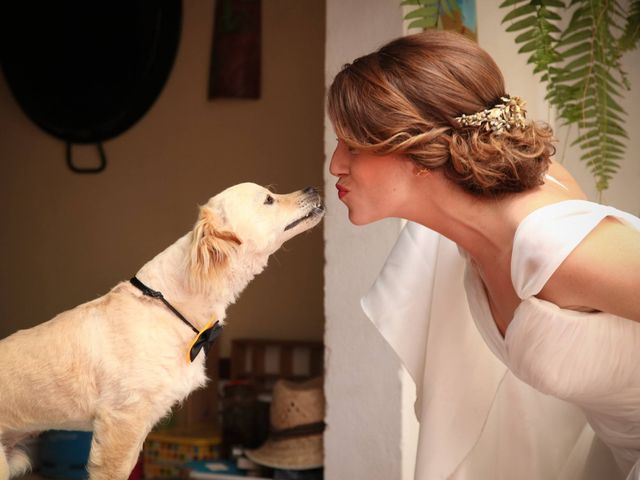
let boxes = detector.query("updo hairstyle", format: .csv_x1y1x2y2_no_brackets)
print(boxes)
327,30,556,196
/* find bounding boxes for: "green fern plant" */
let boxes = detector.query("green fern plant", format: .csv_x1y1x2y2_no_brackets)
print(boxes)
620,0,640,51
403,0,640,195
401,0,460,30
502,0,640,194
502,0,563,77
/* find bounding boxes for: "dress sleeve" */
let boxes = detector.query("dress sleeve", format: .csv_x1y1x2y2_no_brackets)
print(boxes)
511,200,640,300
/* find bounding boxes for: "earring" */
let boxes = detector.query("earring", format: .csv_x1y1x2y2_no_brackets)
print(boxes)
416,167,430,177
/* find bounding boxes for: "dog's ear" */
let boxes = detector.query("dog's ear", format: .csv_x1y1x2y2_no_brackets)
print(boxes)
189,207,242,292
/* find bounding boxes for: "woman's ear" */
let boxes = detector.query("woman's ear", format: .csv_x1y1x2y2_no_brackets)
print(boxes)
189,206,242,292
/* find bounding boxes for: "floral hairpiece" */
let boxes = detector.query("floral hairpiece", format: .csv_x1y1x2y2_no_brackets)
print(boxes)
454,95,527,134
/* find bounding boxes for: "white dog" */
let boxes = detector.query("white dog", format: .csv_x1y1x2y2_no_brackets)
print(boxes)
0,183,324,480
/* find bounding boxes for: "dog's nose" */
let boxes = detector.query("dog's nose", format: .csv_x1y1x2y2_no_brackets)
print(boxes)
303,186,318,195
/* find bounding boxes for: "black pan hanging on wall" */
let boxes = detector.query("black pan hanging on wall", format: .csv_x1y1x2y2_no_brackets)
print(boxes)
1,0,182,173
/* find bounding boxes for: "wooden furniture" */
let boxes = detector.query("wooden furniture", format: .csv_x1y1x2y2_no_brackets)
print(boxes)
230,339,324,393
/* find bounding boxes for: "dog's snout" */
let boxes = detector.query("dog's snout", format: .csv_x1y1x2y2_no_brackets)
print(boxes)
299,186,324,213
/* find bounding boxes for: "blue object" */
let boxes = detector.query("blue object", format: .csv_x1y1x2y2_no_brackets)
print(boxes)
39,430,92,479
186,459,244,476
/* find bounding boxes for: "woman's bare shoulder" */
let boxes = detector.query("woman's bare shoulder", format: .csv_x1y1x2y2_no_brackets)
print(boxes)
503,160,587,226
538,215,640,321
546,160,587,199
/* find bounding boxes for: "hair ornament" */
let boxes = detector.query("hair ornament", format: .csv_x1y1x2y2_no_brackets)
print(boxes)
455,95,527,134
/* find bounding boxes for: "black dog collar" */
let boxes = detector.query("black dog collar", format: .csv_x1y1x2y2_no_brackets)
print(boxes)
130,276,223,362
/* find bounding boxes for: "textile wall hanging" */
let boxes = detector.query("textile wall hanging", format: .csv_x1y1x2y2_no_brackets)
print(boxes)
209,0,261,99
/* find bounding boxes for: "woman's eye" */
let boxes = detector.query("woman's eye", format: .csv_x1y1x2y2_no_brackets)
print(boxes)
264,195,274,205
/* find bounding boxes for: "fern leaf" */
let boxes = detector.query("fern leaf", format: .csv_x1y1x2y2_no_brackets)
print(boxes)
402,0,461,30
404,6,438,20
506,15,539,31
499,0,529,7
555,0,629,191
620,0,640,51
500,0,529,8
502,4,537,23
407,18,436,29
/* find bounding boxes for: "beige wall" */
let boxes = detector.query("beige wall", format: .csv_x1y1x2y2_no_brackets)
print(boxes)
0,0,326,357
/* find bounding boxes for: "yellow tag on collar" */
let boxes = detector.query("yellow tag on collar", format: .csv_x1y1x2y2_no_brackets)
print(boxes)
186,319,218,363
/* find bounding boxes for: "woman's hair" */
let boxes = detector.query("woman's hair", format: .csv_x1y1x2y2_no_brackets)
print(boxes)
327,30,556,196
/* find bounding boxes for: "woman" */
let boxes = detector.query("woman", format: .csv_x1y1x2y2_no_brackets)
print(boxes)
328,30,640,478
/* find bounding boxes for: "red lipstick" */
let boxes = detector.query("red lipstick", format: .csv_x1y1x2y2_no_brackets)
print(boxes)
336,183,349,200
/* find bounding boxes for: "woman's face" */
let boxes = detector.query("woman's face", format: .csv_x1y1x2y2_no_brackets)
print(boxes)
329,139,416,225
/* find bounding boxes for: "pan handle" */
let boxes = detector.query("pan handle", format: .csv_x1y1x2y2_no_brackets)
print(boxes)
66,142,107,174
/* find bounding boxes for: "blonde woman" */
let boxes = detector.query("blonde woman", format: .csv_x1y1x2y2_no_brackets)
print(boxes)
328,30,640,479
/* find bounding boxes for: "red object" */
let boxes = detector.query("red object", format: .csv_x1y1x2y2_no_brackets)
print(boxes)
128,455,143,480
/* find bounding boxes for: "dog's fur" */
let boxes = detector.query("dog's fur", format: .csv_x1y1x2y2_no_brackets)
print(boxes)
0,183,324,480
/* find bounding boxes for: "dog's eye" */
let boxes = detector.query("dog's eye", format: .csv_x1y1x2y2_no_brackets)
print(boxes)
264,195,274,205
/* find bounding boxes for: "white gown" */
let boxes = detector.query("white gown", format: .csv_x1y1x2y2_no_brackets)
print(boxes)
362,199,640,480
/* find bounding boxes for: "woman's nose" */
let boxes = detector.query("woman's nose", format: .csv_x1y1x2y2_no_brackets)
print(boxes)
329,145,347,177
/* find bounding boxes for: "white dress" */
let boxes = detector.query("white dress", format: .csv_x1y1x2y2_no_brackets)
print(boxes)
464,199,640,477
362,199,640,480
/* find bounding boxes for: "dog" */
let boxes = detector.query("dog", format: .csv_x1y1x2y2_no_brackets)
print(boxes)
0,183,324,480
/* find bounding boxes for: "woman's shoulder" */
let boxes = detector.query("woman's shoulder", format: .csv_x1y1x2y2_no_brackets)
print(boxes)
505,160,587,222
504,162,640,320
546,160,587,199
508,195,640,321
537,212,640,321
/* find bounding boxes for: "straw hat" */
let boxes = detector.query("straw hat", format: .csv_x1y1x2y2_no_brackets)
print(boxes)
245,376,325,470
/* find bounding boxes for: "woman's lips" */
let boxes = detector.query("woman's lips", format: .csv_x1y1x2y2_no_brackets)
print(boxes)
336,184,349,199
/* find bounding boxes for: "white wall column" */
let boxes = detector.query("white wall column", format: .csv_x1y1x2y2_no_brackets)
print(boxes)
323,1,412,479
